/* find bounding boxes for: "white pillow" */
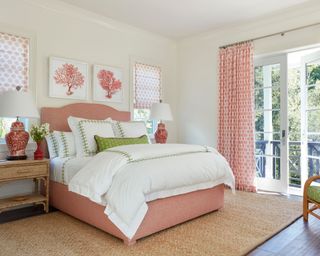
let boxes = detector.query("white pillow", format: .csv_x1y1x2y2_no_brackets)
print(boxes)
105,117,120,137
68,116,115,157
45,132,59,159
54,131,76,158
114,121,151,143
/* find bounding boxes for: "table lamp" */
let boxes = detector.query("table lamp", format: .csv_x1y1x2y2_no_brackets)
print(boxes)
0,88,39,160
150,101,173,143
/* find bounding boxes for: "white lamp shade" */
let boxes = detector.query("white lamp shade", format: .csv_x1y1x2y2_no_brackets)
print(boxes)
0,90,39,118
150,102,173,121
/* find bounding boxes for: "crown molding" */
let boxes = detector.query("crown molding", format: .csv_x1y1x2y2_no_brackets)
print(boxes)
179,0,320,43
22,0,175,44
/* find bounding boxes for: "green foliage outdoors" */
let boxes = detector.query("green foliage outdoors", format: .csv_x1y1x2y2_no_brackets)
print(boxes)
307,64,320,139
133,108,154,134
254,65,280,140
255,63,320,185
0,118,5,139
308,64,320,85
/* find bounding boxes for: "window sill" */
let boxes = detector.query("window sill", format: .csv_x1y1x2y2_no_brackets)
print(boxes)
0,142,36,153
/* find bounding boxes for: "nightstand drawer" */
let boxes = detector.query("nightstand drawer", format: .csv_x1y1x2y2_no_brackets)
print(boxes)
0,159,49,214
0,164,48,181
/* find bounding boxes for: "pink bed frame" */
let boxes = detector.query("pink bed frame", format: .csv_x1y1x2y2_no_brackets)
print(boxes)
41,103,224,245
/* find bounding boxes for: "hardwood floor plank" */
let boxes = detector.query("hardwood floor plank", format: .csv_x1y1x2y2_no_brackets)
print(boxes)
248,248,275,256
250,210,320,255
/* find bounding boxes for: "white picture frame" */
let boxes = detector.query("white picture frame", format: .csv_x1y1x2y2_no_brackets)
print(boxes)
93,64,123,103
49,57,88,100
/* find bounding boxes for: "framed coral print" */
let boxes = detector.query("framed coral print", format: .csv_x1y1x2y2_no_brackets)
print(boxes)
93,64,123,103
49,57,88,100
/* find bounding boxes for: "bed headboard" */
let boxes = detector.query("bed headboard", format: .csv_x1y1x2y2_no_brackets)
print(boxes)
41,103,130,131
40,103,131,157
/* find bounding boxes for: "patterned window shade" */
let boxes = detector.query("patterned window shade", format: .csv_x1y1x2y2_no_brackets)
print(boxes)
0,32,29,93
134,62,161,109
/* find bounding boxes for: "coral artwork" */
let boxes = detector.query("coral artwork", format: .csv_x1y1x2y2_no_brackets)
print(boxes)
54,63,85,95
97,69,122,99
49,57,88,100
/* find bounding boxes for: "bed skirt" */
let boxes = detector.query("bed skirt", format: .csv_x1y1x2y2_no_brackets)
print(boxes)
49,181,224,245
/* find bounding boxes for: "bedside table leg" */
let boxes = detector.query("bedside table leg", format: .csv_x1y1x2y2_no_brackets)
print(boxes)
36,177,49,213
34,178,39,194
45,176,49,213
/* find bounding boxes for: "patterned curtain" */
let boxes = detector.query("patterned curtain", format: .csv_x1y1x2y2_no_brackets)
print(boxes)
134,62,161,109
218,41,256,192
0,32,29,93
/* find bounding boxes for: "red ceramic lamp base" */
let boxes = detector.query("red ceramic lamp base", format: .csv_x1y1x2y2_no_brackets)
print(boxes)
5,119,29,161
154,122,168,144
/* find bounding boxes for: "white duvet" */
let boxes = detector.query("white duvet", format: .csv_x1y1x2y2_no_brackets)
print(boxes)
68,144,235,239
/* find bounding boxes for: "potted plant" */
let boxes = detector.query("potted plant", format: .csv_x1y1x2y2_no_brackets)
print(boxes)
30,123,49,160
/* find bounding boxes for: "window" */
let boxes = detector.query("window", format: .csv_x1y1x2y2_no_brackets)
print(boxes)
133,62,161,134
0,31,30,142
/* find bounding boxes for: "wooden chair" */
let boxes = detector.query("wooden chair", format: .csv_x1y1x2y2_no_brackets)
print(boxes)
303,175,320,221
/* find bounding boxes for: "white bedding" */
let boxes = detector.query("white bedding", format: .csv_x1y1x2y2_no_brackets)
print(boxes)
69,143,235,239
50,157,92,184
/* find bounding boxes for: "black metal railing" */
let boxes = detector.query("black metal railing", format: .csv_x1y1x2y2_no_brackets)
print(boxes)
255,140,320,188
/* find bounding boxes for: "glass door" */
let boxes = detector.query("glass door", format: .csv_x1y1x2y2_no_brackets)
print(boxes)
254,55,288,193
301,51,320,188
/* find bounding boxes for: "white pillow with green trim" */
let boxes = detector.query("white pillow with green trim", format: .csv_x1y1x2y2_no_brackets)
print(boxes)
54,131,76,158
68,116,115,157
45,132,59,159
113,121,151,144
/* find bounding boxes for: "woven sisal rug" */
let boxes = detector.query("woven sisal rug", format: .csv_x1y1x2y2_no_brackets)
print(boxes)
0,190,302,256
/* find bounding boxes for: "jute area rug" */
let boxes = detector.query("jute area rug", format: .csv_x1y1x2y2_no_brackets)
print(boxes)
0,190,301,256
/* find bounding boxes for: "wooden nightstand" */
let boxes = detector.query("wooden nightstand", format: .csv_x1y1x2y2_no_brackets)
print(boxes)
0,159,49,214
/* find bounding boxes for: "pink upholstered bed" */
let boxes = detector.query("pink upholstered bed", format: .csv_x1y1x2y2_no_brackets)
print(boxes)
41,103,224,245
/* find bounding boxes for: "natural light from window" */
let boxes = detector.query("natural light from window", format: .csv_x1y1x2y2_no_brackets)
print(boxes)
133,62,161,135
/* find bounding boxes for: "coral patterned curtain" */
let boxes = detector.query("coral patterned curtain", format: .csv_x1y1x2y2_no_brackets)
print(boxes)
218,41,256,192
0,32,29,93
134,62,161,109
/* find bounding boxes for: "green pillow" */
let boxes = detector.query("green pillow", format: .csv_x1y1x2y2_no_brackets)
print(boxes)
94,135,149,152
307,185,320,202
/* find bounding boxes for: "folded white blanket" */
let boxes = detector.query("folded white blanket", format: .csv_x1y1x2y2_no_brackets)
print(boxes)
69,144,234,239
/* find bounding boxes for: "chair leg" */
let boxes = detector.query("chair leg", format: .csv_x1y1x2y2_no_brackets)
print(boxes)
303,198,309,221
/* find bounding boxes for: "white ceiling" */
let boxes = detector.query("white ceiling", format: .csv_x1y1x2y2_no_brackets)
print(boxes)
61,0,311,38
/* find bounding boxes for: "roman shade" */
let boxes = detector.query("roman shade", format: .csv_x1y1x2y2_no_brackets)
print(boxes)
0,31,29,93
133,62,161,109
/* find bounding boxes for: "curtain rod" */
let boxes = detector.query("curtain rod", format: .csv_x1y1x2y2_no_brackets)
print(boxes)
219,22,320,49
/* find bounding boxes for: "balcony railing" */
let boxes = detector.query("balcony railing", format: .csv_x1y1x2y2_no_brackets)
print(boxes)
255,140,320,188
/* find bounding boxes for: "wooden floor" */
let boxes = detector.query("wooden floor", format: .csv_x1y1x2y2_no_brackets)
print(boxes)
249,210,320,256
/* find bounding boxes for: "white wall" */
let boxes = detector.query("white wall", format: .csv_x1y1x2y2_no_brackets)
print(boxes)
0,0,178,143
0,0,178,197
177,0,320,147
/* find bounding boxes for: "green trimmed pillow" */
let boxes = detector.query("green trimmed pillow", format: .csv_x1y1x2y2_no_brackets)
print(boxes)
53,131,76,158
94,135,149,152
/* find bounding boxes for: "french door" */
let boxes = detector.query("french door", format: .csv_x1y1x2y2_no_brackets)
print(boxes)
301,51,320,188
254,55,288,193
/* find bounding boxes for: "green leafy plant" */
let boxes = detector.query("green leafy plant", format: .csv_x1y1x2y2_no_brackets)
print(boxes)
30,123,49,142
